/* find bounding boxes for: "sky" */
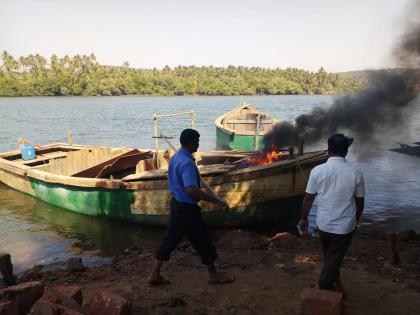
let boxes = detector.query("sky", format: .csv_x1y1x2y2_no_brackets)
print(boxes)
0,0,415,72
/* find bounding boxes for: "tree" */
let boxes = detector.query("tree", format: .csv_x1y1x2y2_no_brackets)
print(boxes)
0,52,366,96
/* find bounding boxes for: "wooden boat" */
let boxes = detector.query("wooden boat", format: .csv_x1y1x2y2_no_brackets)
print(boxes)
0,143,327,228
215,103,279,151
390,142,420,157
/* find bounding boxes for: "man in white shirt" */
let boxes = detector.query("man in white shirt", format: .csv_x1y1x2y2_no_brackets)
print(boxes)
299,134,365,293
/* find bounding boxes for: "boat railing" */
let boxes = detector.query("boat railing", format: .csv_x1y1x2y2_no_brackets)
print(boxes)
152,111,196,167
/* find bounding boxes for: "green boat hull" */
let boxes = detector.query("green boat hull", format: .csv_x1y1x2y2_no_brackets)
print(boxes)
29,178,302,228
216,126,264,151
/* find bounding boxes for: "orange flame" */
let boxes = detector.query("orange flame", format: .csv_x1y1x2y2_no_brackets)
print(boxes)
265,150,282,163
247,149,282,165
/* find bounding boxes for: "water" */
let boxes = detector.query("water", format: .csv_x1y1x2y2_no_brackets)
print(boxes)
0,95,419,272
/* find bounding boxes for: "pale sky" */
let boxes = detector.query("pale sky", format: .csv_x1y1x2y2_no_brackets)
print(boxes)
0,0,414,72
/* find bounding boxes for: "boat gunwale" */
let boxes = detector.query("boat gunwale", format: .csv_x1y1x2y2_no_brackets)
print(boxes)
16,151,327,190
0,143,327,190
0,143,91,159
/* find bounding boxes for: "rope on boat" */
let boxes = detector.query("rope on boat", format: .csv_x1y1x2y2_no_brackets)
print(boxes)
296,158,308,183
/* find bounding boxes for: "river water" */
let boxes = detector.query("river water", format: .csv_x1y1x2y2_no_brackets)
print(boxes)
0,95,419,272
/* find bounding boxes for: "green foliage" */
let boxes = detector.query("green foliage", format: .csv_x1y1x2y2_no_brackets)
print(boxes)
0,51,366,96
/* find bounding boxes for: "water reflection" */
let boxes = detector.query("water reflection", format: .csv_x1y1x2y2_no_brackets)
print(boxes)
0,183,163,272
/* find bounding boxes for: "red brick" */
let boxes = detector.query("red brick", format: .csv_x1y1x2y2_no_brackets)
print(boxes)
30,300,86,315
66,258,85,272
29,300,58,315
52,286,83,305
0,301,19,315
89,291,132,315
19,265,43,282
0,281,44,314
38,289,87,314
301,288,343,315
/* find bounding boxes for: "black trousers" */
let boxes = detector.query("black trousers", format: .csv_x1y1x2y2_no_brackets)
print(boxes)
318,229,354,290
155,198,218,265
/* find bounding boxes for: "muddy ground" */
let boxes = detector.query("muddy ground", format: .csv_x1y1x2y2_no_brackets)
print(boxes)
18,228,420,315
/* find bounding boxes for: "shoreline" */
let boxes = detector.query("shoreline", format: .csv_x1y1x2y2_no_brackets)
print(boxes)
3,228,419,314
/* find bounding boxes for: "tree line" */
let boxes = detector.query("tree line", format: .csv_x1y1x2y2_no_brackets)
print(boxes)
0,51,366,96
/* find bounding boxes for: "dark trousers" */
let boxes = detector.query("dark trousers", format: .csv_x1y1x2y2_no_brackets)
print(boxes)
155,198,218,265
318,229,354,290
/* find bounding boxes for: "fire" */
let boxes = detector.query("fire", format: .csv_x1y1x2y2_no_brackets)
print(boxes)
247,149,283,166
265,150,282,163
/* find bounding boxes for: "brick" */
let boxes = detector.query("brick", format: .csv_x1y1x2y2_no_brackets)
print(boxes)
29,300,59,315
38,289,87,314
19,265,43,282
89,291,132,315
30,300,86,315
0,281,44,315
52,286,82,305
301,288,343,315
66,258,85,272
0,301,19,315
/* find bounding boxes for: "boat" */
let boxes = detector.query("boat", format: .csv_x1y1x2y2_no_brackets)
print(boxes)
215,102,279,151
0,142,327,228
390,142,420,157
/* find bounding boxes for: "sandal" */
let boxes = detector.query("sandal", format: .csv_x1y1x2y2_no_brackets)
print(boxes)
208,272,235,284
148,275,172,286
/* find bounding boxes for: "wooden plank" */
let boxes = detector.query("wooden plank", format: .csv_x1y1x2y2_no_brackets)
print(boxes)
123,169,168,181
20,152,68,165
27,169,123,189
124,164,232,182
198,164,235,175
0,158,30,176
0,143,87,160
72,149,141,178
136,158,156,173
45,147,130,176
95,151,152,178
226,119,273,124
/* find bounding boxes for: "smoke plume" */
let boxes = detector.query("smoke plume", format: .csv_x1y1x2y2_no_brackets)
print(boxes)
264,1,419,152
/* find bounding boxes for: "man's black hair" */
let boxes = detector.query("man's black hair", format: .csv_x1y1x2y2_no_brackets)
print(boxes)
180,128,200,146
328,134,349,156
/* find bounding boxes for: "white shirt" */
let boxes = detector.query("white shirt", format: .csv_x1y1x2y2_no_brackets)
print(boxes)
305,157,365,234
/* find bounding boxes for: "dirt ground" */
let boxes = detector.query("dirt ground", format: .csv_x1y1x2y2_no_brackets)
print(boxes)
21,228,420,315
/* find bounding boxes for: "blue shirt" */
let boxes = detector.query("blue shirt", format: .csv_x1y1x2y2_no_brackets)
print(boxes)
168,148,201,204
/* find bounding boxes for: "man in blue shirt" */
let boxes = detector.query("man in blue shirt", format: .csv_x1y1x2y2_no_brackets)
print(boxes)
148,129,234,285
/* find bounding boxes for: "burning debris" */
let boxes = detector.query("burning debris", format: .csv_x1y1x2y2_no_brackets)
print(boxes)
232,146,291,169
232,139,305,169
264,1,420,152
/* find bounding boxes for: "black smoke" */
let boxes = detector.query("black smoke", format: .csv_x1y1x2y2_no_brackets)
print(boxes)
264,1,419,152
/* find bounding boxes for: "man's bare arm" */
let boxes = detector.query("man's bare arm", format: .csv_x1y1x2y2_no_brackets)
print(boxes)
355,197,364,222
299,193,316,233
301,193,316,220
186,186,228,209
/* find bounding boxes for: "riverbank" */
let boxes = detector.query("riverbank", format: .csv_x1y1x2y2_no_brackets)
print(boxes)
5,228,419,314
